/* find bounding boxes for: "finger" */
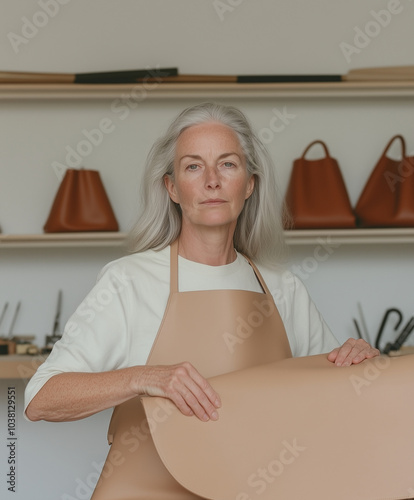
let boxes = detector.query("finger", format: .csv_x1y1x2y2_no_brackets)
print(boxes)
164,363,220,421
344,339,379,365
158,374,209,421
185,363,221,408
178,384,217,422
178,370,220,421
327,347,340,363
169,392,195,417
332,339,355,366
347,345,380,365
332,339,380,366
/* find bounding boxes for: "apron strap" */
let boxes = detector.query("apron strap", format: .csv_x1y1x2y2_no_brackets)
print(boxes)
169,239,179,293
239,253,273,296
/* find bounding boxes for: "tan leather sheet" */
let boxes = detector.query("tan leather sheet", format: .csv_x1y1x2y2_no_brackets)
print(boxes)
142,354,414,500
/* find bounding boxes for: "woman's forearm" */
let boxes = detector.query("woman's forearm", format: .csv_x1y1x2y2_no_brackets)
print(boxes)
25,366,145,422
26,362,221,423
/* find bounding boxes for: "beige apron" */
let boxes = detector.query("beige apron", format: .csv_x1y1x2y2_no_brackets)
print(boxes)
91,239,292,500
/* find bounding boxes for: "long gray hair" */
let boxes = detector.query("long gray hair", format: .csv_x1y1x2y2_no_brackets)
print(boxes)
128,102,288,265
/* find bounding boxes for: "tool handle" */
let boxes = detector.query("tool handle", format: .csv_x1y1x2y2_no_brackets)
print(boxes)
394,317,414,348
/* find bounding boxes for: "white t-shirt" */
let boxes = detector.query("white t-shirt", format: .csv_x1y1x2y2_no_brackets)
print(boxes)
24,246,339,413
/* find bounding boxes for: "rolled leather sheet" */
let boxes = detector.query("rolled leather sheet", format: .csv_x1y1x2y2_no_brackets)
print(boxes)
142,353,414,500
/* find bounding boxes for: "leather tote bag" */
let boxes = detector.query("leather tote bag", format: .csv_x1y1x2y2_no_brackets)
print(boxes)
44,168,119,232
284,140,356,229
355,134,414,227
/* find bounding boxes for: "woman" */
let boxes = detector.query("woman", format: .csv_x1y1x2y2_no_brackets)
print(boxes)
24,102,379,496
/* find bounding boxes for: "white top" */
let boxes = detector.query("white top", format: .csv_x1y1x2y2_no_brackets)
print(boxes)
24,246,339,413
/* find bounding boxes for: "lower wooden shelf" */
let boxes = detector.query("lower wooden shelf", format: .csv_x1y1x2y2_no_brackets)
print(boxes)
1,229,414,248
0,232,127,248
0,354,46,379
285,227,414,245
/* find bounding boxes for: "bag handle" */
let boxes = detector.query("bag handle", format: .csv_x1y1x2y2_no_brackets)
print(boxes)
381,134,406,159
301,140,331,159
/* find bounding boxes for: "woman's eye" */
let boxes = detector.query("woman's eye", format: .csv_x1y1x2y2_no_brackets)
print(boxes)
223,161,235,168
186,164,199,171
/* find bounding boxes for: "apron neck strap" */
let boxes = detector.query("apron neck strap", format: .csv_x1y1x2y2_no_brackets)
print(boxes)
170,239,179,293
170,239,271,296
240,254,272,296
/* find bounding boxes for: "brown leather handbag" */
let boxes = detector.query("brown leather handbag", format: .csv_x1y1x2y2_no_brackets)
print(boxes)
355,135,414,227
43,168,119,232
284,140,356,229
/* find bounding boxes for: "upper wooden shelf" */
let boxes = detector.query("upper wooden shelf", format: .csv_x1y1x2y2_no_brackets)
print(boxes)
1,229,414,249
1,81,414,100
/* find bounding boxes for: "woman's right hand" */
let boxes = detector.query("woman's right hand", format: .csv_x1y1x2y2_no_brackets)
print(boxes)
136,362,221,422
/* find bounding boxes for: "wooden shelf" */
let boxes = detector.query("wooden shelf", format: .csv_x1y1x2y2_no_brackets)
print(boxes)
0,232,127,248
1,80,414,100
0,354,46,379
284,228,414,245
1,229,414,249
1,81,413,249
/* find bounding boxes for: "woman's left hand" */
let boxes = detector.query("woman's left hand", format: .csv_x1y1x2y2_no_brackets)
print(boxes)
327,338,380,367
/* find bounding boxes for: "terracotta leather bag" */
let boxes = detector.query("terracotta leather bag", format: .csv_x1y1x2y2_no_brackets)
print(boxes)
44,168,118,232
284,140,356,229
355,134,414,227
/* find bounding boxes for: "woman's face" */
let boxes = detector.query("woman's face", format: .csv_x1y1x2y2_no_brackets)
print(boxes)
165,121,255,233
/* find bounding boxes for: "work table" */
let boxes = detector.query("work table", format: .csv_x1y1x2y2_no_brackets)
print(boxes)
0,354,46,379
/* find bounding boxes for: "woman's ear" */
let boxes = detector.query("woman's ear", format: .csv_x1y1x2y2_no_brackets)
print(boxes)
245,174,255,200
164,174,179,204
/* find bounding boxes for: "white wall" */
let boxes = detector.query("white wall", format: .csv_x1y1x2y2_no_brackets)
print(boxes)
1,1,414,499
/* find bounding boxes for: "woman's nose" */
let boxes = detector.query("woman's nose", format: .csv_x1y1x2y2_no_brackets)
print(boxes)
204,166,221,189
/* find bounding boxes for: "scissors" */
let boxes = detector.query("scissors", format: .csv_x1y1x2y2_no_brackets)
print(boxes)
375,308,414,354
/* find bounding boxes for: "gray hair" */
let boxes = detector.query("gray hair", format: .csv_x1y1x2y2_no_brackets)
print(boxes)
128,102,288,266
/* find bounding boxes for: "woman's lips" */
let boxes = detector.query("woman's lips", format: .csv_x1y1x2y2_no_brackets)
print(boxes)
201,199,226,205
